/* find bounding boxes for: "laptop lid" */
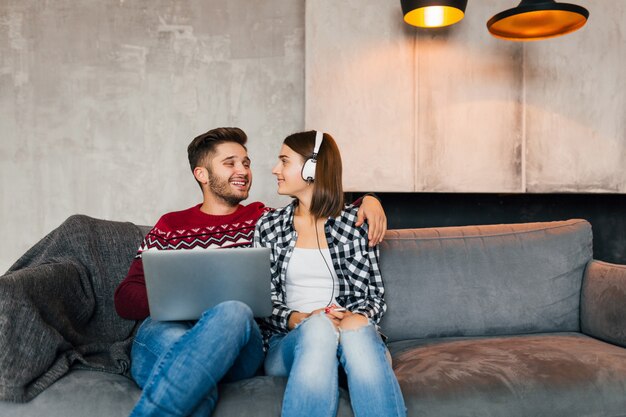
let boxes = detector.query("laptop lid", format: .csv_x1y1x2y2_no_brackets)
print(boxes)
142,247,272,320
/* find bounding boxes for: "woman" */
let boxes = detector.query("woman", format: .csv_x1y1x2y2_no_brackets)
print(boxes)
254,131,406,417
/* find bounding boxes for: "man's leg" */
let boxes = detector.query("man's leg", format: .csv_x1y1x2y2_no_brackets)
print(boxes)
130,317,192,389
222,317,264,382
130,300,263,417
264,313,340,417
130,318,216,417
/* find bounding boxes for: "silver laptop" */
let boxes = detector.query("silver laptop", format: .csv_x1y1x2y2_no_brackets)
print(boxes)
142,247,272,320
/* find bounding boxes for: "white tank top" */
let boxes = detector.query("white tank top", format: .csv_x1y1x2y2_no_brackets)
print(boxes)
285,247,339,313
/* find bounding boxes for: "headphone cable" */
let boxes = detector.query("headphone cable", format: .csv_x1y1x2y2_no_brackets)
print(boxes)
315,219,336,308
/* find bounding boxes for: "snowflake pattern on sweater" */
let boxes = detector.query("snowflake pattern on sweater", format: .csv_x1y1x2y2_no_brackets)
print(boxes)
139,219,260,253
114,202,269,320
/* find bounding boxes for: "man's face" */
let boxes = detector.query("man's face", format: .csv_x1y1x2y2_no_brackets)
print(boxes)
205,142,252,206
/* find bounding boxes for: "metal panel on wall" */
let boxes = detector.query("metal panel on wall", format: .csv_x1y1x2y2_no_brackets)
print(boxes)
305,1,625,194
415,0,524,192
525,2,626,193
305,0,415,192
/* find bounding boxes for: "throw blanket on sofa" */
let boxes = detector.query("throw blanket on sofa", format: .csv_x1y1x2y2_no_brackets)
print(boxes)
0,215,144,402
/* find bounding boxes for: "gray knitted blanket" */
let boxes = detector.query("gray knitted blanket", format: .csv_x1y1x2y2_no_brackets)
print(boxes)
0,215,144,402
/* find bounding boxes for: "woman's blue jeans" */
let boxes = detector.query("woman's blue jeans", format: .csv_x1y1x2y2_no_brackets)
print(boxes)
129,300,264,417
264,313,406,417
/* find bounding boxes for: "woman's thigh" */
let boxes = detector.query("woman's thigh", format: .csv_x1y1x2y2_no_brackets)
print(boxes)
338,322,390,370
264,313,339,377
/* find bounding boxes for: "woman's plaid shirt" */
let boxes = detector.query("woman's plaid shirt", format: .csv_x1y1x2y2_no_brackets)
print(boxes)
253,200,386,343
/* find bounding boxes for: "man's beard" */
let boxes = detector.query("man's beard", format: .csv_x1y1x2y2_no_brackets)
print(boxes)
207,169,249,206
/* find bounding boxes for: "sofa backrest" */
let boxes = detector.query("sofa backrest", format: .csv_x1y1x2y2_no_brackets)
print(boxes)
378,219,592,343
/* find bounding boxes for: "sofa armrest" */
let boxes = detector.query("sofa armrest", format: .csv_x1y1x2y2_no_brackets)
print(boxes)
581,260,626,348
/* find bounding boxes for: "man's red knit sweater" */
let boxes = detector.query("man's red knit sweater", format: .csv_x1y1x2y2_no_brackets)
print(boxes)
114,202,269,320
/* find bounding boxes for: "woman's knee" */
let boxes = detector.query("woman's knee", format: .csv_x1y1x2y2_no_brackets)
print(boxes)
298,313,339,345
339,324,388,377
265,315,339,378
338,313,369,331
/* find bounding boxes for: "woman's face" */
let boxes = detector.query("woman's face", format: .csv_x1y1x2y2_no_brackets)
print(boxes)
272,144,309,197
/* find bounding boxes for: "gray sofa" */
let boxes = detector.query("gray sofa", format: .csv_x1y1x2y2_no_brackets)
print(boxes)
2,216,626,416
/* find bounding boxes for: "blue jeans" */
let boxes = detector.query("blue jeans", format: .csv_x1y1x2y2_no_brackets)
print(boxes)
264,313,406,417
129,300,264,417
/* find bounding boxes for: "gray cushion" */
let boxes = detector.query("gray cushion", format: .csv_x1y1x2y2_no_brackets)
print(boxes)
389,332,626,417
0,370,140,417
215,376,354,417
378,220,593,342
0,371,356,417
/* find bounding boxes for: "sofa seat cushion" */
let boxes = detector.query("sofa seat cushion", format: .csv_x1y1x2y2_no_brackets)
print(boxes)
215,376,355,417
0,370,141,417
0,372,356,417
389,332,626,417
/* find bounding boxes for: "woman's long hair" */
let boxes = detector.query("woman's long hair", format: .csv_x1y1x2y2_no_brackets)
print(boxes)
283,131,344,218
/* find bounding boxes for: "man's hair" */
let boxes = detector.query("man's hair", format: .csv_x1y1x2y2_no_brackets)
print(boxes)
283,130,344,218
187,127,248,172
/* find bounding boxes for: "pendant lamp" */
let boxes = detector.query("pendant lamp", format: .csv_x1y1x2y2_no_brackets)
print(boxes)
487,0,589,41
401,0,468,28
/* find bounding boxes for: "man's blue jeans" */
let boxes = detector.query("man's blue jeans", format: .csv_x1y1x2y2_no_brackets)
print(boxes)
264,313,406,417
129,300,264,417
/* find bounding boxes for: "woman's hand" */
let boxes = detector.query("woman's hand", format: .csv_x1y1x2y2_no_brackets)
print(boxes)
324,307,345,328
356,195,387,246
338,311,368,330
326,305,369,330
290,306,367,331
288,311,309,330
288,307,329,330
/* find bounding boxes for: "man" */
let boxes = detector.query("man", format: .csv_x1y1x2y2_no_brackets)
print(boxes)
114,127,387,417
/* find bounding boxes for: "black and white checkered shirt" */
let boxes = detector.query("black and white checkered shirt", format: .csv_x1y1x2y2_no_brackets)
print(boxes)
253,200,386,342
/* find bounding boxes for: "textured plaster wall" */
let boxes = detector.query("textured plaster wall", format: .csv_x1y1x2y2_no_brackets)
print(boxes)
306,0,626,193
0,0,302,273
1,1,624,273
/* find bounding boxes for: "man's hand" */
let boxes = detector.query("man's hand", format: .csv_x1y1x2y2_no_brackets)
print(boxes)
356,195,387,246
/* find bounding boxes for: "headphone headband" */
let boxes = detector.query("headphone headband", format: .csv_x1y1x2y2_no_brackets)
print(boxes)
301,130,324,182
312,131,324,158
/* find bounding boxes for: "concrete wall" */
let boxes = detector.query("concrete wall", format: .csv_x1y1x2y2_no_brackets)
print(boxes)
306,0,626,193
1,0,624,272
0,0,302,272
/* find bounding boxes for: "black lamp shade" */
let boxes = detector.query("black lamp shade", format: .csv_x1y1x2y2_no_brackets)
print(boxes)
487,0,589,41
401,0,468,28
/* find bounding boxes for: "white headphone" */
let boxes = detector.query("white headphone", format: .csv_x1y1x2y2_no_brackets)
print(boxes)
301,131,324,182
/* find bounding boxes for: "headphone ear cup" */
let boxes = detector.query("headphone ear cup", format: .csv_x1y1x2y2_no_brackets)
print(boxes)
301,158,317,182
